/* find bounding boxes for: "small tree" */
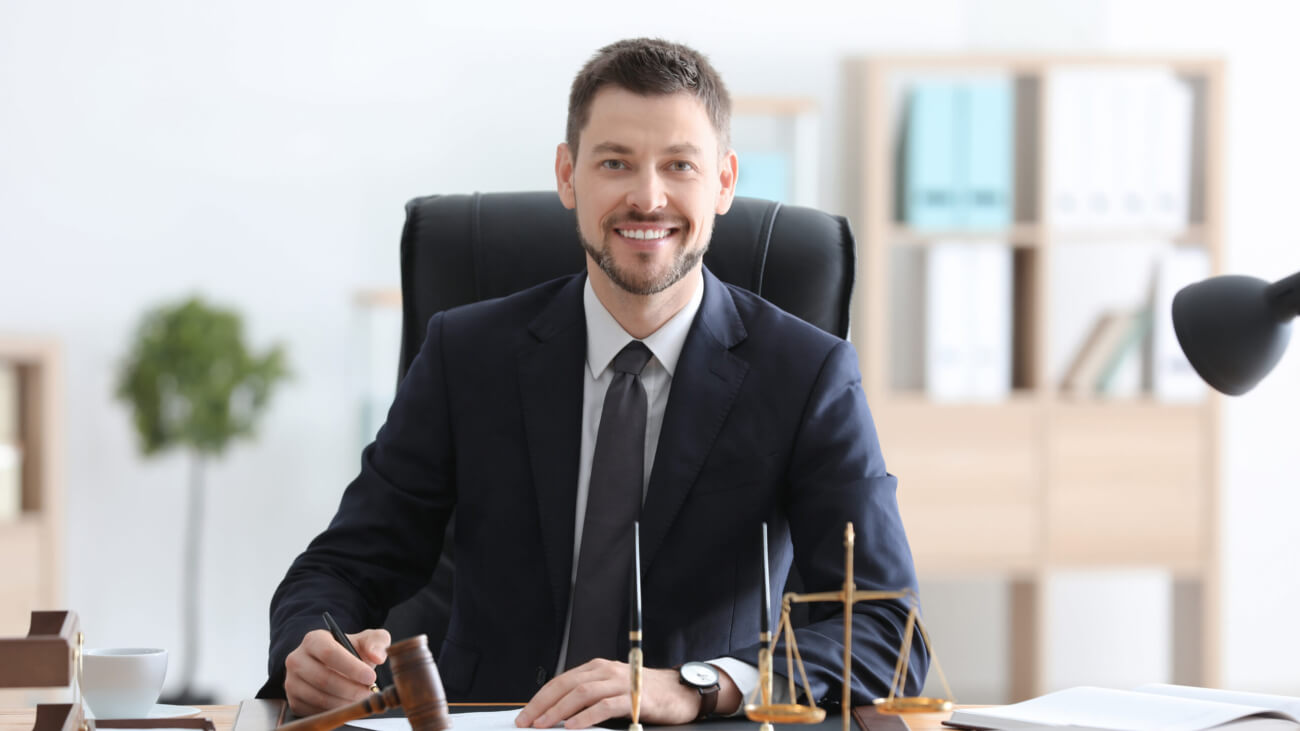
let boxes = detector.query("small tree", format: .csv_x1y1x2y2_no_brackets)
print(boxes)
116,296,289,702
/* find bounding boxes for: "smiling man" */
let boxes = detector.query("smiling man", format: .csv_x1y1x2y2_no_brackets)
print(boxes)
261,38,926,728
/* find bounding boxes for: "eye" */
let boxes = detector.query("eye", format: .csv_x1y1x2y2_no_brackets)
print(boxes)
601,160,627,170
669,161,696,172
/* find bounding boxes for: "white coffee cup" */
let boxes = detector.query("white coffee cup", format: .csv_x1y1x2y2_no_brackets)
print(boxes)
81,648,168,719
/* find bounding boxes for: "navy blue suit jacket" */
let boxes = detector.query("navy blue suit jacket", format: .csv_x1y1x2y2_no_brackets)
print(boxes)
262,268,926,705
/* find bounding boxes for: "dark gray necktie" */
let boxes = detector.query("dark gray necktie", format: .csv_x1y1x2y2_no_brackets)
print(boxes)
566,341,653,668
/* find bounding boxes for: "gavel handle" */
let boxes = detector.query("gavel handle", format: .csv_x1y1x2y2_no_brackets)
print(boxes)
277,686,401,731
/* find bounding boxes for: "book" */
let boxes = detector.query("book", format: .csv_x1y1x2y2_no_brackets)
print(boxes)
1094,306,1153,396
945,684,1300,730
1060,308,1142,397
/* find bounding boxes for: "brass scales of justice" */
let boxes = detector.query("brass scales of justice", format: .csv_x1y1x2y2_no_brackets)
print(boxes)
627,522,954,731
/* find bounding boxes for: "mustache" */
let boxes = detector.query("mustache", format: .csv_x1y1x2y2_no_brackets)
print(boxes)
608,212,687,228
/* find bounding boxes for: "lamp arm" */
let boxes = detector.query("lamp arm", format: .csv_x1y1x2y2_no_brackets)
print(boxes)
1265,270,1300,320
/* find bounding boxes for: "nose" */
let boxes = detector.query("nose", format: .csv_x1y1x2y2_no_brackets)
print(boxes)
625,168,667,212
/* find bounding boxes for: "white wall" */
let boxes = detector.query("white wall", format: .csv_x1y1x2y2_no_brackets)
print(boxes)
1,0,1296,704
1098,0,1300,695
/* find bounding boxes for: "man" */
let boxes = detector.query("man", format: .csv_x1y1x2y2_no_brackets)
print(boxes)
261,38,926,728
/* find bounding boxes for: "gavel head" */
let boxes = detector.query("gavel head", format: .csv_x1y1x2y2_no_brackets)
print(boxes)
389,634,451,731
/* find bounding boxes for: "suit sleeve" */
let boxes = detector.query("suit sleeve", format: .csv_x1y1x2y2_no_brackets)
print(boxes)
257,312,458,698
728,338,928,706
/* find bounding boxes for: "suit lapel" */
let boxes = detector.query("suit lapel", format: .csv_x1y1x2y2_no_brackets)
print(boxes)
640,270,749,571
518,275,587,631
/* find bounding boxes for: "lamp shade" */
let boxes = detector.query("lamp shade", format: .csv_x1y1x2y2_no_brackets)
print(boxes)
1171,273,1297,395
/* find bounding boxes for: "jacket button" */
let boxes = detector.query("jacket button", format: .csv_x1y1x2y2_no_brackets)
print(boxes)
536,667,548,686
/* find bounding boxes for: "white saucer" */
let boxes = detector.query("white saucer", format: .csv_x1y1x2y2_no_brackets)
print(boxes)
86,704,201,720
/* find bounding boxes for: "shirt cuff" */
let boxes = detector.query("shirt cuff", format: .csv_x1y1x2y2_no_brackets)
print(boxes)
707,657,792,716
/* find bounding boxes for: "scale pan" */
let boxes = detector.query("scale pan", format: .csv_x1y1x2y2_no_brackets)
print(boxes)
744,703,828,724
872,696,953,714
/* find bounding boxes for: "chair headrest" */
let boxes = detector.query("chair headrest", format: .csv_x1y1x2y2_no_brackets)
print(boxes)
398,192,855,376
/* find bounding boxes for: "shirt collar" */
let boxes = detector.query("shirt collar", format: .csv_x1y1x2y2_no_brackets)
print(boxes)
584,269,705,379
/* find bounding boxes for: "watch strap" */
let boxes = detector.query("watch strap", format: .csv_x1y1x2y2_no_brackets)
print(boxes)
696,679,719,719
677,663,721,720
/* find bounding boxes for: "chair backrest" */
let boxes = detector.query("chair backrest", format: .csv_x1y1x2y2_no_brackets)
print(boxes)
397,191,855,380
381,190,856,660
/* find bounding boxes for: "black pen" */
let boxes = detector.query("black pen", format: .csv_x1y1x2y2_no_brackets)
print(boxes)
322,611,382,694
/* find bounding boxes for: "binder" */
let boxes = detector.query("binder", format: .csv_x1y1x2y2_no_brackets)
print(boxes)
966,242,1013,399
925,242,1013,401
903,81,960,229
925,242,970,400
1147,73,1194,231
960,79,1015,229
1047,70,1089,229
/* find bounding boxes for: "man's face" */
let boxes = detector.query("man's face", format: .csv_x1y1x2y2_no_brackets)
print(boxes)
556,87,738,296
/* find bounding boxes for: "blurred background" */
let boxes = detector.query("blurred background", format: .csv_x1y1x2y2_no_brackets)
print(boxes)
1,0,1297,707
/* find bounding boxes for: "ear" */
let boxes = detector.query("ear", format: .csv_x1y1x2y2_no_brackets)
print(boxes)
715,147,738,215
556,142,577,210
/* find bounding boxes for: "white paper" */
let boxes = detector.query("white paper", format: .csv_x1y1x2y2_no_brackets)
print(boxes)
1138,684,1300,720
945,686,1299,730
347,709,568,731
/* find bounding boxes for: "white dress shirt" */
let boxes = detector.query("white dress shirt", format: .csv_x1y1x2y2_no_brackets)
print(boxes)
553,272,762,709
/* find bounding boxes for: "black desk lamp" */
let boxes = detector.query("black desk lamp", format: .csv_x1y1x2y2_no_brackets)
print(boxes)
1172,270,1300,395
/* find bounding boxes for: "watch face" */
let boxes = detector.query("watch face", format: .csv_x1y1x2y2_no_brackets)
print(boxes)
680,661,719,687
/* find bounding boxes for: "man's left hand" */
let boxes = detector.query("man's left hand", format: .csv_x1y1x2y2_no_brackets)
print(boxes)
514,659,738,729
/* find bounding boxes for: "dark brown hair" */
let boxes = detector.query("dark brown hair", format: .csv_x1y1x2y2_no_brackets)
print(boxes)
566,38,731,157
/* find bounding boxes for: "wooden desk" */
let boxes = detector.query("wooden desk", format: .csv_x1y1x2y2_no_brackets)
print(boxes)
0,706,956,731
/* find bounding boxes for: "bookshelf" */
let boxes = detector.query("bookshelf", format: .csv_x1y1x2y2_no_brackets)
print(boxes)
0,338,63,635
848,56,1223,699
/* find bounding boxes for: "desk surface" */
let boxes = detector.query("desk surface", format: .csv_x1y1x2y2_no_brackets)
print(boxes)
0,706,954,731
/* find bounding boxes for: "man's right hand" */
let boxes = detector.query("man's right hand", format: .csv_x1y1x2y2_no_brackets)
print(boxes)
284,627,391,716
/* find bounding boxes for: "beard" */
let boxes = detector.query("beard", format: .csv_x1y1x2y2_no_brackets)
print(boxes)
579,213,711,296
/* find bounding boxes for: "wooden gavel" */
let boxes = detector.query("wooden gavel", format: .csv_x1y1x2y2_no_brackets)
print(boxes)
278,634,451,731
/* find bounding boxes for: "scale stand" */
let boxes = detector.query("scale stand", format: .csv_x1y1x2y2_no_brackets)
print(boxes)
743,523,955,731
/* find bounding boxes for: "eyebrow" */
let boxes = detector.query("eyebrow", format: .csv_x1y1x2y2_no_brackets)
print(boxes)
589,142,705,157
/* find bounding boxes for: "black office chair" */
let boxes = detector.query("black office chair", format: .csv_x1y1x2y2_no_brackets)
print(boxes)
381,191,856,661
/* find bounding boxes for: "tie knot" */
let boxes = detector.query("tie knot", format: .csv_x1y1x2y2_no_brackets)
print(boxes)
611,341,652,376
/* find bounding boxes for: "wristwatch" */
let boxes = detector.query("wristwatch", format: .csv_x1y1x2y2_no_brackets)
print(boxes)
678,661,721,719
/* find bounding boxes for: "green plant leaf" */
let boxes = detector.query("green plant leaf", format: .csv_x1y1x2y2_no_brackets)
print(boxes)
116,296,290,458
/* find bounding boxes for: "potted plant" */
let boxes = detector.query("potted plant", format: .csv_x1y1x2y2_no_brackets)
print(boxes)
117,296,289,703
